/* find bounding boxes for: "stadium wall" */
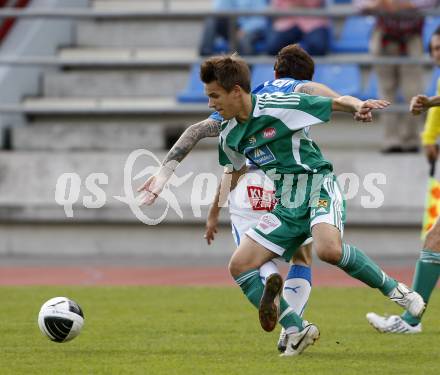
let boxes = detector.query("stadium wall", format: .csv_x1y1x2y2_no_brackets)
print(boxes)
0,0,87,138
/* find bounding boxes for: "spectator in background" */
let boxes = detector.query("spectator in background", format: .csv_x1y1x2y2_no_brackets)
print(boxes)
356,0,437,153
266,0,330,56
199,0,269,56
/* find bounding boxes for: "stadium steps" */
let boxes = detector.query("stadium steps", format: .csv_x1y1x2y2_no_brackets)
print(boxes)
0,150,426,224
0,149,426,258
17,97,206,114
9,96,414,152
10,96,207,150
44,48,433,68
11,119,166,152
10,115,387,151
75,19,204,48
58,47,198,65
42,70,189,98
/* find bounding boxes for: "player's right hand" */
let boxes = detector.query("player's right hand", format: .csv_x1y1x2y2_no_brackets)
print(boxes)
410,95,430,115
137,174,167,206
424,144,439,163
204,218,218,245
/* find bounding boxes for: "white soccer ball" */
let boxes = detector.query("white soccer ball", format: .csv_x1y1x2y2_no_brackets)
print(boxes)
38,297,84,343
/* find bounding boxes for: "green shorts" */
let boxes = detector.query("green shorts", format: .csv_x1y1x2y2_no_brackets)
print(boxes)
245,173,346,262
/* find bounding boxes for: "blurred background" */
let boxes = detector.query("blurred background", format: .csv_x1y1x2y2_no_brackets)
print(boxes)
0,0,437,267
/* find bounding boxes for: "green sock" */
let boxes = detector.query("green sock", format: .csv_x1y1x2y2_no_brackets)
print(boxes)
401,249,440,326
234,269,304,332
338,243,397,295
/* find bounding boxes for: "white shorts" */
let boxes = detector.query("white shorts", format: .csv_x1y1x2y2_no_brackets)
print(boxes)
229,168,274,245
228,168,312,249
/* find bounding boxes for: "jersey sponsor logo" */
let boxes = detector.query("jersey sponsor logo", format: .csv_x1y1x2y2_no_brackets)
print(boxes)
317,199,328,208
256,213,282,235
263,127,276,139
311,199,330,218
245,145,276,166
247,185,277,211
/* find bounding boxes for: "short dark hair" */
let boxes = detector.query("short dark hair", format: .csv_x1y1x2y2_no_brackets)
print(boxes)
200,55,251,93
274,44,315,81
429,26,440,55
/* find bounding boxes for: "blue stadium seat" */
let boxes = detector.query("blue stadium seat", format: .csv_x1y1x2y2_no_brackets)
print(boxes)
209,38,268,55
177,64,207,103
331,16,375,53
360,71,379,100
423,16,440,52
426,66,440,97
314,64,362,96
251,64,274,88
213,38,229,54
360,71,406,102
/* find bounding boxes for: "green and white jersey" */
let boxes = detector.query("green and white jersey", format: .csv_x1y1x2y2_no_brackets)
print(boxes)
219,92,334,181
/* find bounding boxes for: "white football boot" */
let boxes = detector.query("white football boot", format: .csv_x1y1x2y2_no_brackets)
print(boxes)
280,324,320,357
388,283,425,318
366,313,422,334
277,327,288,352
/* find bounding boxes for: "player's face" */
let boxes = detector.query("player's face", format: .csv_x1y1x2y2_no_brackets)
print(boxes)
430,35,440,66
205,81,240,120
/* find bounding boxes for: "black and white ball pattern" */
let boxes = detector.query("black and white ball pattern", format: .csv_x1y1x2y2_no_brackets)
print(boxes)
38,297,84,343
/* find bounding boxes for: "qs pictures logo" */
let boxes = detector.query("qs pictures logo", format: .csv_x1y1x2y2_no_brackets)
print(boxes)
54,149,194,225
114,149,194,225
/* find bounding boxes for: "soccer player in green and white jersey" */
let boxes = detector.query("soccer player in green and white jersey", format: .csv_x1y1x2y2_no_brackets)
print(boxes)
140,44,346,353
141,55,426,357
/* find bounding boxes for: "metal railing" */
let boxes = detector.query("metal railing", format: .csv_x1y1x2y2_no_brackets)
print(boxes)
0,8,437,19
0,102,411,115
0,54,433,67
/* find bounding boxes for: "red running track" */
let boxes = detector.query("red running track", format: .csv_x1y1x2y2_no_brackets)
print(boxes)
0,265,420,286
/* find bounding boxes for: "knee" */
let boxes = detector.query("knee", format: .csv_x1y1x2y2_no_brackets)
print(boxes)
424,230,440,252
314,242,342,265
228,255,249,278
292,244,312,266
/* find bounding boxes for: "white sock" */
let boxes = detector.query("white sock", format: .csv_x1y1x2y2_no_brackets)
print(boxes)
283,265,312,317
259,260,279,285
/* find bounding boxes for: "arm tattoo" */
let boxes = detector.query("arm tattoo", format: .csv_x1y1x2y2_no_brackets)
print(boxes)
298,82,340,98
162,118,222,165
298,84,316,95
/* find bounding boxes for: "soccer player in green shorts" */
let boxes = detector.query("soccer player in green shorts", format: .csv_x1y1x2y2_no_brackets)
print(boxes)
140,44,350,353
141,55,425,357
366,26,440,334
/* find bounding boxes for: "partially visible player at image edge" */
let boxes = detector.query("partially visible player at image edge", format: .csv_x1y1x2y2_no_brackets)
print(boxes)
367,26,440,334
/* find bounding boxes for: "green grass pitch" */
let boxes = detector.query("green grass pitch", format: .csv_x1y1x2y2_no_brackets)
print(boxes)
0,286,438,375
